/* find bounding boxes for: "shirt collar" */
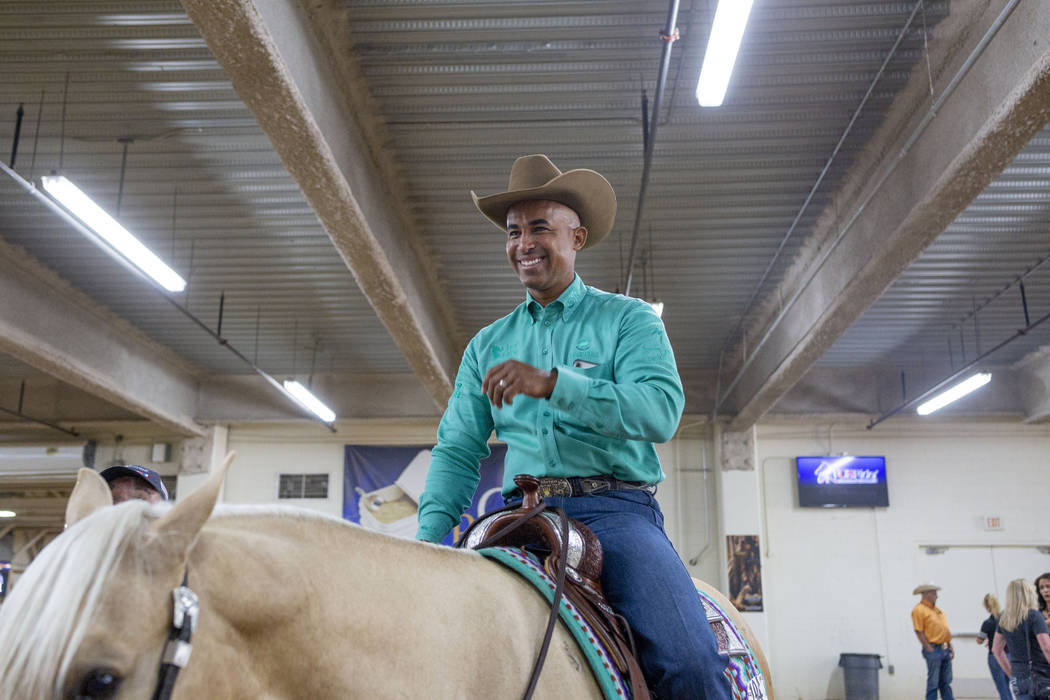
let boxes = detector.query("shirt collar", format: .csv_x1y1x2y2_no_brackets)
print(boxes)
525,275,585,323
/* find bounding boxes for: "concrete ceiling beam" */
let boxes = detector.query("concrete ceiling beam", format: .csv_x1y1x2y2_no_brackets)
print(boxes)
721,0,1050,431
1017,347,1050,423
0,238,206,437
178,0,460,407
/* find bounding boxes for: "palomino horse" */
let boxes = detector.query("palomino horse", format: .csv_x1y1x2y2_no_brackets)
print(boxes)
0,455,772,699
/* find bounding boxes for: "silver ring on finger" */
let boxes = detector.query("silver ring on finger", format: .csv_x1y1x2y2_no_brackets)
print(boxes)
499,379,506,387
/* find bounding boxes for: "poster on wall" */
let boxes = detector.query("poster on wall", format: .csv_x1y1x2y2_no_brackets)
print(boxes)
727,534,763,612
343,444,506,546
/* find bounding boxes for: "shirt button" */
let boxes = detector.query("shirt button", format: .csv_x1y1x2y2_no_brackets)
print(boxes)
542,428,549,435
544,320,551,327
543,411,551,417
542,347,549,354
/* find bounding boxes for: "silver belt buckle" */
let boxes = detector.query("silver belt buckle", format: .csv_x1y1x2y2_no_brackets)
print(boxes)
539,479,570,497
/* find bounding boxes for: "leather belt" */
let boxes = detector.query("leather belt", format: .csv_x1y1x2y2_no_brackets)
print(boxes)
512,475,655,499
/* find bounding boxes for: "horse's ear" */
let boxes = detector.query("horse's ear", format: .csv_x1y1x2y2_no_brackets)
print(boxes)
148,451,236,558
66,467,114,527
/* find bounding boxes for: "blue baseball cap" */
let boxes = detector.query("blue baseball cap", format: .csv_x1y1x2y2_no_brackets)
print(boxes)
99,465,169,500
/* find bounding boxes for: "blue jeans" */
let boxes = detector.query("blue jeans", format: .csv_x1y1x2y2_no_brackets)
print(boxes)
987,652,1013,700
506,490,731,700
1012,672,1037,700
922,647,955,700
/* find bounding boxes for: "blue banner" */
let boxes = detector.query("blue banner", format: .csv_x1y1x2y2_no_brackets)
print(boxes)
343,444,506,546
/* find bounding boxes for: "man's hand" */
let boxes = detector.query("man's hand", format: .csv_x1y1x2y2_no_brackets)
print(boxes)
916,630,934,653
482,360,557,408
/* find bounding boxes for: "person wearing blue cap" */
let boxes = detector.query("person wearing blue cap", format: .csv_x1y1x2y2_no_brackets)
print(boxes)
99,465,169,504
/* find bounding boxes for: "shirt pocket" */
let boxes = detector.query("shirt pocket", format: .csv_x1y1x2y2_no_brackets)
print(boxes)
570,356,612,381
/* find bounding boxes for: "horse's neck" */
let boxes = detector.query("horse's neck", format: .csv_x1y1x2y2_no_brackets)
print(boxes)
181,511,600,698
185,513,481,692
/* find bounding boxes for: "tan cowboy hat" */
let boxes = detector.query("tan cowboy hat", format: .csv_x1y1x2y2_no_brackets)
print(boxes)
913,583,942,594
471,154,616,249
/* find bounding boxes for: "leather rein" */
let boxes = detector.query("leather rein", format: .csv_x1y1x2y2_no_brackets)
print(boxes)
469,501,571,700
151,569,199,700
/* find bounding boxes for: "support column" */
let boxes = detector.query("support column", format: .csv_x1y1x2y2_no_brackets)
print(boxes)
1018,348,1050,423
176,425,229,502
713,423,770,654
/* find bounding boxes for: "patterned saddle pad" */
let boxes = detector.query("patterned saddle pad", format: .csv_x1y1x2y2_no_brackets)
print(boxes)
480,546,768,699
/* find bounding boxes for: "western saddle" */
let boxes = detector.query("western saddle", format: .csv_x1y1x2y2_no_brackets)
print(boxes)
459,474,651,700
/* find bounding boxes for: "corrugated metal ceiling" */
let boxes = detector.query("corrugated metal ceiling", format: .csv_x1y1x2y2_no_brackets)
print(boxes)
343,0,950,368
820,126,1050,372
0,0,409,377
5,0,1049,421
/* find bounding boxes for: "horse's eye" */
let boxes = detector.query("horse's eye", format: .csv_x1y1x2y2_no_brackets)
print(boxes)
75,669,121,699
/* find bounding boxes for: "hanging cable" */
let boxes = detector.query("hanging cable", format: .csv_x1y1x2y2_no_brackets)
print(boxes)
116,137,133,216
623,0,681,297
10,104,24,168
868,306,1050,429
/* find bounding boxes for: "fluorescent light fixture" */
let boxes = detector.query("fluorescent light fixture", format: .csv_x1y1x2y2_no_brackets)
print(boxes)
695,0,754,107
40,175,186,292
649,301,665,318
916,373,991,416
283,380,336,423
0,510,15,518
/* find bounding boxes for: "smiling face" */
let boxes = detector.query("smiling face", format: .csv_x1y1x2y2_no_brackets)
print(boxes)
505,199,587,306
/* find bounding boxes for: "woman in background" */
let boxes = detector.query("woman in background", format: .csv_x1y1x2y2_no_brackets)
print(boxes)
1035,573,1050,625
979,593,1013,700
994,579,1050,700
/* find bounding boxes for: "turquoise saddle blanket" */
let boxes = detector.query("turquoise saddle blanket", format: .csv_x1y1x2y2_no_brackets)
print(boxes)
480,546,768,699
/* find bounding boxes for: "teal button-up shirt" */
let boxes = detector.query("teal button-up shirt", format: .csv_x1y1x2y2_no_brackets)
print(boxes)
416,275,684,542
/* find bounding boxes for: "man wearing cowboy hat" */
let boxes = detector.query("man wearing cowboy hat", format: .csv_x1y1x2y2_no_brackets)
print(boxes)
416,155,729,698
913,582,955,700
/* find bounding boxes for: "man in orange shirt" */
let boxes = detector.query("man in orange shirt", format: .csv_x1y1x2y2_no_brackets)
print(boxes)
912,582,955,700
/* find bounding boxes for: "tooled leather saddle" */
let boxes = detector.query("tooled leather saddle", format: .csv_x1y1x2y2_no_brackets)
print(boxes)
458,474,651,700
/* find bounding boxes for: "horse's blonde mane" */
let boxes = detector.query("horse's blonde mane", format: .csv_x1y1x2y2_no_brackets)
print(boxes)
0,501,475,698
0,500,159,700
0,505,322,698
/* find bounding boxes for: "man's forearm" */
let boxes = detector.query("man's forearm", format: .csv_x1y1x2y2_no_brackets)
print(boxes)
915,631,934,652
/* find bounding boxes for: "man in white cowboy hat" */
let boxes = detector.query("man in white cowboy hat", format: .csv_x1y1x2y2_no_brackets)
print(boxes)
416,154,730,698
913,582,955,700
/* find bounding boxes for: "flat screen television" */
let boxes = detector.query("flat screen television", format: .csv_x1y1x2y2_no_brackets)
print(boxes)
796,456,888,508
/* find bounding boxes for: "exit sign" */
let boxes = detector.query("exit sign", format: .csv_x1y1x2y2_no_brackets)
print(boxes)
984,516,1003,531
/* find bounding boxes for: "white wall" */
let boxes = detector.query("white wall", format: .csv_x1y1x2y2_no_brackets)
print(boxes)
212,422,719,583
210,423,732,667
221,421,442,517
657,434,722,586
756,420,1050,699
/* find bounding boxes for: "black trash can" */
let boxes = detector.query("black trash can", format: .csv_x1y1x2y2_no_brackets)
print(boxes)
839,653,882,700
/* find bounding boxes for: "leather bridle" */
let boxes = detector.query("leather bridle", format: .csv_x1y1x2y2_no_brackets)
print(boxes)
150,570,199,700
